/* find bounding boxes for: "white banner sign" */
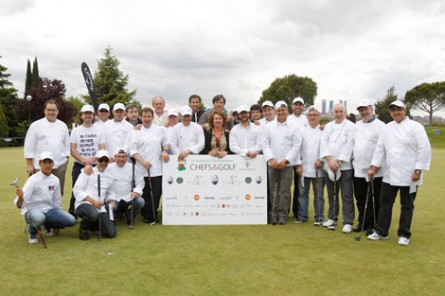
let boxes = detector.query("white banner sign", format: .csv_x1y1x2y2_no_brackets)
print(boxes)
162,155,267,225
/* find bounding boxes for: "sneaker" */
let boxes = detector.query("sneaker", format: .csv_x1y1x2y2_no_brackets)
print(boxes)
44,229,54,237
143,219,157,225
342,224,353,234
367,231,389,241
28,234,38,244
398,237,410,246
322,219,336,227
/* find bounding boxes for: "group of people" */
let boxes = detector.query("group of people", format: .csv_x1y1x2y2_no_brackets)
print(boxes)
15,93,431,247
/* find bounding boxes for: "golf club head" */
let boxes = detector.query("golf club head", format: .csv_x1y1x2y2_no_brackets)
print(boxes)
10,177,19,187
313,221,322,226
129,224,136,229
328,225,336,231
354,236,361,241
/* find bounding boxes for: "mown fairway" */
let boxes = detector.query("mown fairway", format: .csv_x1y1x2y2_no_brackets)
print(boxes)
0,146,444,296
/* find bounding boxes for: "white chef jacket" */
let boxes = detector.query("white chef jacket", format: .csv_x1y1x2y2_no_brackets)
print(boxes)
320,118,355,170
261,119,302,166
14,171,62,216
104,119,134,156
73,167,116,213
229,122,263,156
106,162,144,202
371,118,431,186
24,118,70,169
300,124,323,178
353,117,386,178
128,124,168,177
168,122,205,155
287,114,308,131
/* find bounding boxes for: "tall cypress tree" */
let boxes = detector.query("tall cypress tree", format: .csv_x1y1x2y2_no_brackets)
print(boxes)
0,57,19,142
25,59,32,94
31,57,40,88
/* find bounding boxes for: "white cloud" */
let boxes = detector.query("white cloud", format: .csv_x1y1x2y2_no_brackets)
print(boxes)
1,0,445,115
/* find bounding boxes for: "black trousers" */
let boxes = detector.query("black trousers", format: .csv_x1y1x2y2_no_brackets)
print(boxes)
375,182,417,239
291,168,300,218
141,176,162,222
353,177,382,230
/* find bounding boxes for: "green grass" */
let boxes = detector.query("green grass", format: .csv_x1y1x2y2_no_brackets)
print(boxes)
425,125,445,149
0,147,444,295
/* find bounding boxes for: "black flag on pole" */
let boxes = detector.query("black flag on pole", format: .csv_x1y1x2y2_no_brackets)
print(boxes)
81,62,98,111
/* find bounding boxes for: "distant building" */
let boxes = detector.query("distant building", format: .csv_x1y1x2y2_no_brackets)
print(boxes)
328,100,334,113
322,100,327,114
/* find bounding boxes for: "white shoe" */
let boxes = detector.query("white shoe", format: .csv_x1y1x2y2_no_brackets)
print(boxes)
367,231,389,241
342,224,353,233
44,229,54,237
398,237,410,246
322,219,336,227
28,234,38,244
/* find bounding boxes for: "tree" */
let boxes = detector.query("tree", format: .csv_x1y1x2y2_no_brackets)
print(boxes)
31,57,40,88
404,82,445,125
25,59,32,95
16,77,76,125
259,74,317,110
0,102,9,146
0,57,20,143
374,85,412,124
85,46,137,107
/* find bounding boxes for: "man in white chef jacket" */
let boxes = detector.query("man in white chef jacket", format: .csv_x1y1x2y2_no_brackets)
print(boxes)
367,100,431,246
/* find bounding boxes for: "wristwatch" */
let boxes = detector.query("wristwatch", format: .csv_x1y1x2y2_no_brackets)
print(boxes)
414,169,422,175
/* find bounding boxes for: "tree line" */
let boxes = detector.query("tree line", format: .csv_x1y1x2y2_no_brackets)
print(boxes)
1,48,444,147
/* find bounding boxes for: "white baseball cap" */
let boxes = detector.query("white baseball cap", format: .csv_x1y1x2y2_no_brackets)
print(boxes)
356,99,373,110
180,106,192,116
167,108,179,117
237,105,250,113
39,151,54,161
96,150,110,159
306,105,320,113
388,100,406,109
292,97,304,105
114,147,128,156
113,103,125,111
98,103,110,112
80,104,95,113
262,100,274,108
275,100,288,109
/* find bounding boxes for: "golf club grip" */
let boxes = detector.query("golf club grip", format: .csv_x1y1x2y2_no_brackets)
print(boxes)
98,174,101,200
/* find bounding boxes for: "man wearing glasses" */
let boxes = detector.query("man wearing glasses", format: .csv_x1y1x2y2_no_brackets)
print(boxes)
73,150,117,240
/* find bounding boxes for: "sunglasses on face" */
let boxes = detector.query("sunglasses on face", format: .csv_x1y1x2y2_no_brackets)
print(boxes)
98,158,109,163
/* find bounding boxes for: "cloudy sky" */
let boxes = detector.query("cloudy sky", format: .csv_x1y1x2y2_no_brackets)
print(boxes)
1,0,444,115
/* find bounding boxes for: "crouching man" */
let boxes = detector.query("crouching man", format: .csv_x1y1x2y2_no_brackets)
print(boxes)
107,148,145,225
73,150,117,240
14,151,76,245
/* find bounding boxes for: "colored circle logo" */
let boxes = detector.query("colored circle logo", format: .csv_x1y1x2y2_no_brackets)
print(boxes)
245,194,251,200
194,195,200,201
176,177,183,184
245,177,252,184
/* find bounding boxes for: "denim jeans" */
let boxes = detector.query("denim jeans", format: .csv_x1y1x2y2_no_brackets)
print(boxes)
297,176,326,222
25,208,76,235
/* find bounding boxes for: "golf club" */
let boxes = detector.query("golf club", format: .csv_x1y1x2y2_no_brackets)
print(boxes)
314,170,322,226
129,159,136,229
147,169,157,225
371,180,376,231
11,178,47,248
354,182,372,241
328,171,337,231
97,174,101,241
